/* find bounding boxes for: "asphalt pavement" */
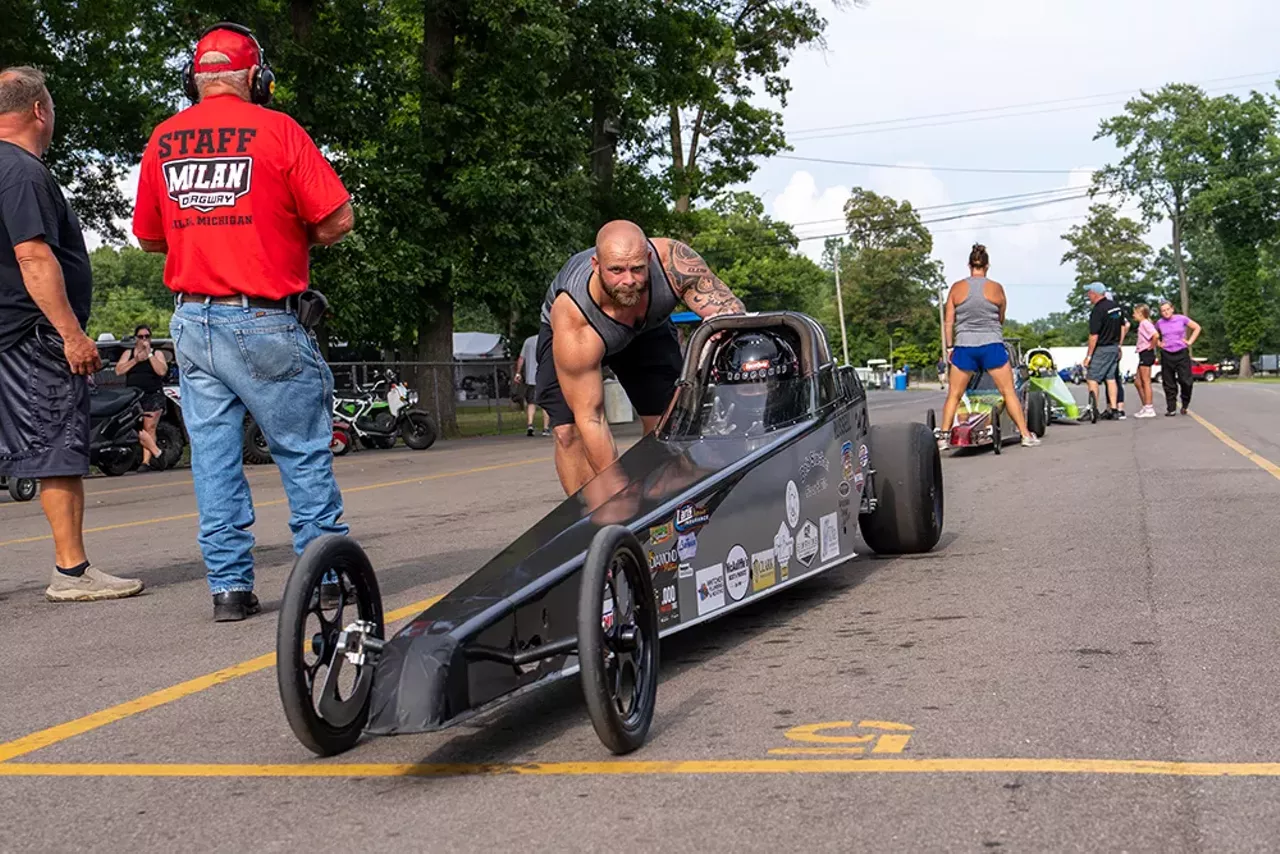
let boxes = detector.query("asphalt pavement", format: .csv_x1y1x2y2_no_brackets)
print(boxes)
2,383,1280,852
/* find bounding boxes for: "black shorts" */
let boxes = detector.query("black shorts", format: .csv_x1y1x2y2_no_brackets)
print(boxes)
0,328,90,478
139,391,167,414
534,321,683,428
1138,350,1156,367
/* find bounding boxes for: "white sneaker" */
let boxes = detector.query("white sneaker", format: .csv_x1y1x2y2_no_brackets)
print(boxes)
1136,406,1155,419
1020,435,1042,447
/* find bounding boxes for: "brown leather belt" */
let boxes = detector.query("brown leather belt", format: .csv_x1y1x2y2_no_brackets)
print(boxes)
175,292,295,310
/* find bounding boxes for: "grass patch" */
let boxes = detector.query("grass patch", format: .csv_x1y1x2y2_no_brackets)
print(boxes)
454,404,539,437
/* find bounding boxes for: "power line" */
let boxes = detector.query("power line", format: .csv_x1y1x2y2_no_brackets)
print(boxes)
785,186,1107,232
787,70,1280,138
788,78,1280,142
774,154,1086,175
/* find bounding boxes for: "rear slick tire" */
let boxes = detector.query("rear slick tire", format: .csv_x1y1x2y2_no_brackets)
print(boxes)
1026,390,1048,438
858,422,944,555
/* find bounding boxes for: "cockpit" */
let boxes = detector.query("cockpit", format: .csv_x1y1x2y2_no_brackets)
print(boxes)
657,313,843,441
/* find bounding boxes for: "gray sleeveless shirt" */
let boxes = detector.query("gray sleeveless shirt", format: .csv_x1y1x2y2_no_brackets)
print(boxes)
952,276,1004,347
539,241,680,356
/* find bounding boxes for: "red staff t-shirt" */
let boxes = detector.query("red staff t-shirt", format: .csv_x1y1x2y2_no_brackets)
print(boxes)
132,94,349,299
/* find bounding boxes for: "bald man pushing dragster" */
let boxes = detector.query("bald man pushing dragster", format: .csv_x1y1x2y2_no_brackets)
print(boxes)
536,221,745,496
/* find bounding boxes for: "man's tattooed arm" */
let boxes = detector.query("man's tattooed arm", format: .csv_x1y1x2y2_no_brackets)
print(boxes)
665,240,746,317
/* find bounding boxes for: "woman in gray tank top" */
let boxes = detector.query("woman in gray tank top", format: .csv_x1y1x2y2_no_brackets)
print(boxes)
938,244,1040,449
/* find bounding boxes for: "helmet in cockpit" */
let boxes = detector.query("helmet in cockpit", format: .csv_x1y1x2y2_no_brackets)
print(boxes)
704,330,808,436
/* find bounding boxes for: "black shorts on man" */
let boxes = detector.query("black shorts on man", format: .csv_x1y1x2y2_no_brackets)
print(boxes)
0,327,90,478
534,320,683,429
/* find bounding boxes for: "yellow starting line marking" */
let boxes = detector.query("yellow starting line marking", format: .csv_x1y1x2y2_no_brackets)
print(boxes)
1189,411,1280,482
5,757,1280,779
0,456,551,548
0,594,444,764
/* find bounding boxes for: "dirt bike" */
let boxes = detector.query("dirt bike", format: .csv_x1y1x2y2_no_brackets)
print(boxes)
333,370,436,451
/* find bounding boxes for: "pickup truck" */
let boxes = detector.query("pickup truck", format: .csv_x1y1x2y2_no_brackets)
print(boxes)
1152,357,1219,383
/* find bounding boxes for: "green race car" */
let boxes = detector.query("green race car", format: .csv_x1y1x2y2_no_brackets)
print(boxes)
1025,347,1081,422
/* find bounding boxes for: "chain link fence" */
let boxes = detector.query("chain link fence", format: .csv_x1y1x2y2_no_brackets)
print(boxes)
329,360,530,437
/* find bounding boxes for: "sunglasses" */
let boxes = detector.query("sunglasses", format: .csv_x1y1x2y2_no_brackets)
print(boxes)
137,334,151,340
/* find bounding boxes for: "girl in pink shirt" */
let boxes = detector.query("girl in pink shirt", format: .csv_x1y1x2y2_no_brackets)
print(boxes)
1132,305,1161,417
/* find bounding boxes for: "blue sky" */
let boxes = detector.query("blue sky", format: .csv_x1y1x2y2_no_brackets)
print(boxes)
750,0,1280,321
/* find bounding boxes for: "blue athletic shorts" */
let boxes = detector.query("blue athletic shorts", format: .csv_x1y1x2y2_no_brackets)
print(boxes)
950,342,1009,374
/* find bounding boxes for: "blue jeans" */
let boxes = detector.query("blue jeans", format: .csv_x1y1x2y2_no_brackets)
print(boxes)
171,302,347,595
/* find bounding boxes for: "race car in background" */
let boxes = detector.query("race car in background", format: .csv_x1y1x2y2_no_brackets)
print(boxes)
930,338,1049,453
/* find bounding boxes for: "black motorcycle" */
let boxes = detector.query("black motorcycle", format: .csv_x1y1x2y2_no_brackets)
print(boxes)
88,386,146,477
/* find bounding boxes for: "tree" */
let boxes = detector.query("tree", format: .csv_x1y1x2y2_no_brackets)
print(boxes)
2,0,184,236
1059,203,1155,318
1191,92,1280,377
86,246,173,339
648,0,829,213
686,192,827,313
1094,84,1211,315
825,188,944,367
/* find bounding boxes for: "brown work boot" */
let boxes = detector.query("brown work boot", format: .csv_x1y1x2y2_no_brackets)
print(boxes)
45,566,144,602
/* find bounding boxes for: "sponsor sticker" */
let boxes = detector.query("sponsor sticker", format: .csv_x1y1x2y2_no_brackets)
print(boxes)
841,440,854,481
742,358,771,372
799,450,829,481
838,495,852,531
804,476,828,499
677,531,698,561
858,444,870,468
658,583,678,625
674,503,710,532
774,521,794,579
751,548,777,592
820,512,840,562
647,546,680,627
835,411,852,435
695,565,726,615
649,521,674,544
785,480,800,528
853,470,865,490
678,562,694,580
724,545,750,601
796,520,819,567
838,479,851,497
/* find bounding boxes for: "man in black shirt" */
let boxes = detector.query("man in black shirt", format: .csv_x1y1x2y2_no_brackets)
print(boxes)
0,66,142,601
1082,282,1128,419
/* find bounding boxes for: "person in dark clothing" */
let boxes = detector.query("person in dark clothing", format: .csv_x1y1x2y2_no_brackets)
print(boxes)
1082,283,1128,418
1155,301,1201,416
113,324,168,468
0,66,142,601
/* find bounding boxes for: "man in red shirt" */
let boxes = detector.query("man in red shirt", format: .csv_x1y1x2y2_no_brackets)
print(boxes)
133,23,354,621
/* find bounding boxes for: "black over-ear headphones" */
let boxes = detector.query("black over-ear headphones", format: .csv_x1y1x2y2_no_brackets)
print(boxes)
181,22,276,105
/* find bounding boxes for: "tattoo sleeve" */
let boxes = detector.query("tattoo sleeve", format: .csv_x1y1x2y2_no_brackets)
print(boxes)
666,241,745,317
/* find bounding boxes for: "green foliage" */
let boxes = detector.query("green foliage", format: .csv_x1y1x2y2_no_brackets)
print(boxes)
2,0,185,236
85,246,172,339
821,188,944,367
685,192,827,313
1060,203,1155,318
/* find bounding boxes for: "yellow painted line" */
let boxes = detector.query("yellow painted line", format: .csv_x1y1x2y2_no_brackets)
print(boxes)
0,594,443,764
6,757,1280,779
1190,411,1280,481
0,456,551,549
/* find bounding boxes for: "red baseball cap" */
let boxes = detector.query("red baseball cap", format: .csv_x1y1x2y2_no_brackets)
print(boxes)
193,27,260,73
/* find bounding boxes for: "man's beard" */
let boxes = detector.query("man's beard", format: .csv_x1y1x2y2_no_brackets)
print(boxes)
602,277,645,308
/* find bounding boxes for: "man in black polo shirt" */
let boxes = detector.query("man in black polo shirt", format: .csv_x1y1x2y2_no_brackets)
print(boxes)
0,66,142,601
1081,282,1128,420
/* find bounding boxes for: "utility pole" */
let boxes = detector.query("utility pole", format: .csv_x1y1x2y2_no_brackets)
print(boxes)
833,252,850,366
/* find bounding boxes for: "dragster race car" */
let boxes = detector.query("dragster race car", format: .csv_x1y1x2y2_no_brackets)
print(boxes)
275,312,944,758
930,338,1048,453
1025,347,1081,422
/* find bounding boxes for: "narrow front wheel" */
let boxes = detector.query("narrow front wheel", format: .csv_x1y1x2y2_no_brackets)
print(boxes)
578,526,659,755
